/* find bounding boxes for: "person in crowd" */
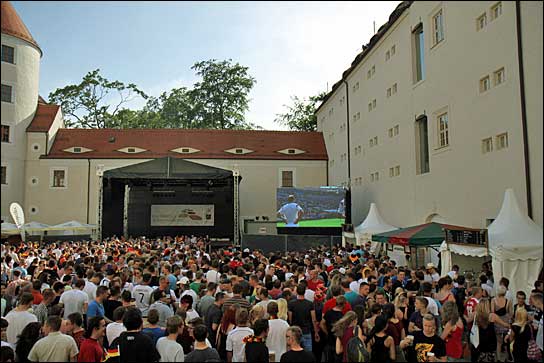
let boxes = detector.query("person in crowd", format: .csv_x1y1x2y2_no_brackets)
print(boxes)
142,309,166,345
4,293,37,346
156,315,185,362
197,282,217,317
409,297,429,333
149,289,174,328
1,345,15,362
27,315,79,362
14,322,41,363
366,315,395,363
244,318,269,362
204,291,224,349
132,273,154,318
33,288,55,325
185,324,221,362
400,313,447,362
103,286,123,321
288,284,318,352
491,285,513,361
30,280,43,307
322,285,352,316
505,307,536,363
439,301,464,362
513,290,530,315
280,326,316,363
249,304,266,327
267,301,289,363
464,287,483,330
106,306,126,347
59,279,89,319
226,308,253,363
332,310,361,363
383,302,406,362
223,284,251,312
87,285,111,322
78,316,106,362
216,304,238,361
320,295,345,363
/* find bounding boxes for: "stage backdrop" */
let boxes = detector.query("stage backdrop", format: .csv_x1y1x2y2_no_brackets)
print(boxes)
151,205,214,226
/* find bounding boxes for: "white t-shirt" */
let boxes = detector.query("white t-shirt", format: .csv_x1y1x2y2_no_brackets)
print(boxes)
156,337,185,362
132,284,154,316
350,281,360,293
304,289,315,303
59,289,89,318
5,310,38,344
277,203,303,226
83,281,97,301
424,297,439,316
226,326,253,363
266,319,289,362
206,269,221,284
106,322,126,345
185,309,200,324
181,289,199,310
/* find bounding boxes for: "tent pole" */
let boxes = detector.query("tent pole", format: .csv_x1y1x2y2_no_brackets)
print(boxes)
97,175,103,241
123,184,130,238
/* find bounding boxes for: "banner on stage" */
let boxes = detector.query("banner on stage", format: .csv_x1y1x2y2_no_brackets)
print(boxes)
151,205,214,226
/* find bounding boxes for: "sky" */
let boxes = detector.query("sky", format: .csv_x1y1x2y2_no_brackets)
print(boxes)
13,1,402,130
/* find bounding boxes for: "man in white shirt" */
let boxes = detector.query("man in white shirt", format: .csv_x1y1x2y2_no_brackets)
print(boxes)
4,293,37,345
106,306,126,346
59,279,89,319
277,195,304,227
206,262,221,284
132,273,154,317
226,309,253,363
149,290,174,328
266,302,289,362
156,316,185,363
83,273,100,301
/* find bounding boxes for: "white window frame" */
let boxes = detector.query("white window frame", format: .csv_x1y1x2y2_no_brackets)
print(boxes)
1,44,15,64
1,124,11,143
50,167,68,189
395,166,400,176
480,76,491,93
496,133,508,150
1,163,7,186
278,168,296,188
372,99,376,109
387,88,391,98
385,50,390,61
391,45,396,56
394,125,399,136
1,82,15,104
437,112,450,148
389,128,393,138
393,83,398,94
477,13,487,31
482,138,493,154
432,9,445,46
494,67,505,86
371,65,375,75
491,2,502,21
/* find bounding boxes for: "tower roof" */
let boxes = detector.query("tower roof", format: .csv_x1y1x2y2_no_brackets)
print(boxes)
1,1,42,55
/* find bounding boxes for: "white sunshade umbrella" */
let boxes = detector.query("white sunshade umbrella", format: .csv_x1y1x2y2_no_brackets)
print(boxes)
1,222,19,235
46,220,97,231
22,221,50,232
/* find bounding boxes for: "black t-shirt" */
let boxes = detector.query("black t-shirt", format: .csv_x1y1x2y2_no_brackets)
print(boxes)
185,347,221,362
205,304,222,347
280,349,316,363
288,299,314,334
104,299,122,321
245,341,269,362
149,276,160,288
405,279,420,293
411,331,446,362
113,331,161,363
323,309,343,345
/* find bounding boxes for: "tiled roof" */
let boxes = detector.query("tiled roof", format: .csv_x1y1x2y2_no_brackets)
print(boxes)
26,104,60,132
45,128,328,160
316,1,412,113
1,1,42,55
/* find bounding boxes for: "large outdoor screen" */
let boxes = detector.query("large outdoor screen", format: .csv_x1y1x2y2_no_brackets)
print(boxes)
276,187,345,228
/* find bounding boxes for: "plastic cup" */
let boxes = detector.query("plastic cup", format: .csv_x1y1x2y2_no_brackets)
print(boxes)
427,352,435,357
406,335,414,345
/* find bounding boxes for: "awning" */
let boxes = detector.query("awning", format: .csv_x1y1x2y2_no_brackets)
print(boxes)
1,222,19,235
46,220,97,231
372,222,483,246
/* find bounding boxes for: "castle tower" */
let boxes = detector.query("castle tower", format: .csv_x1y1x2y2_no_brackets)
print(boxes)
1,1,42,222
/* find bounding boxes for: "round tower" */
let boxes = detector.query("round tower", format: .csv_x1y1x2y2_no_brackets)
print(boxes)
1,0,42,222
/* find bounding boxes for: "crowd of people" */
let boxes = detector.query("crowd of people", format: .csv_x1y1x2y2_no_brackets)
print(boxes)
0,236,543,363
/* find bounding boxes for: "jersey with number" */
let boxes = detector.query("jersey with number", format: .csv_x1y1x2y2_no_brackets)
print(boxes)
132,284,154,316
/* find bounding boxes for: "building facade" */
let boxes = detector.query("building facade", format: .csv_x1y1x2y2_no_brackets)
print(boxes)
0,1,328,232
317,1,543,229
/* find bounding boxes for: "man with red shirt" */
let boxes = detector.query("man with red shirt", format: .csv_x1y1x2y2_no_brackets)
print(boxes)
306,269,322,292
78,316,106,362
464,287,483,329
31,280,43,305
322,285,352,316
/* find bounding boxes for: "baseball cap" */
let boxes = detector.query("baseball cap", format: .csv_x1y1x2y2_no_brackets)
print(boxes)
243,248,250,253
339,267,346,274
178,277,190,285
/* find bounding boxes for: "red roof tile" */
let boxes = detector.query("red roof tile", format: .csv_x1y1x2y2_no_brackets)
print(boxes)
1,1,41,54
45,128,328,160
26,104,60,132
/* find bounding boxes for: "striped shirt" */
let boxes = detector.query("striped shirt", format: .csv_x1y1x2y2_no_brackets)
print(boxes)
222,295,251,312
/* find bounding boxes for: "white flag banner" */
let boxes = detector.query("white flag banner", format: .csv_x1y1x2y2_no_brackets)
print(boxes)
9,202,25,241
151,205,214,226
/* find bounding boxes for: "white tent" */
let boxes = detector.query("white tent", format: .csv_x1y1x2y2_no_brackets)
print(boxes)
46,220,97,235
354,203,400,259
1,222,19,235
488,188,543,297
22,222,50,233
439,241,489,277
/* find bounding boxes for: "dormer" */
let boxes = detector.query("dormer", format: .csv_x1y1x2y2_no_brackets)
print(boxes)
277,148,306,155
224,147,254,155
63,146,93,154
117,147,147,154
171,147,200,154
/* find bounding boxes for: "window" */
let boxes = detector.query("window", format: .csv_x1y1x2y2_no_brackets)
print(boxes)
368,102,372,112
329,160,334,167
480,76,491,93
395,166,400,176
369,138,374,147
288,149,296,154
491,2,502,20
235,149,243,154
371,65,375,75
416,115,430,174
52,169,66,188
1,166,6,185
281,170,293,187
357,112,360,120
394,125,399,135
372,99,376,108
392,83,397,94
387,88,392,97
1,84,12,103
437,112,449,148
482,138,493,153
386,50,390,61
391,45,396,55
432,9,444,45
477,13,487,31
494,67,505,85
389,128,393,138
389,167,395,177
1,45,14,64
412,24,425,83
1,125,9,143
375,172,379,181
73,147,82,153
496,133,508,149
182,148,190,153
367,70,371,79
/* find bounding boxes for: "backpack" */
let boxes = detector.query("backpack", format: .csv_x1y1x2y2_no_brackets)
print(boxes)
346,326,370,362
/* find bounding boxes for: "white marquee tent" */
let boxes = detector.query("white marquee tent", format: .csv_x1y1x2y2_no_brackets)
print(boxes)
439,241,489,277
488,188,543,296
1,222,19,235
46,221,97,235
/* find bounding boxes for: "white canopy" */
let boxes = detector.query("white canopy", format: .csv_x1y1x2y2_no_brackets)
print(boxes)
439,241,488,277
354,203,398,258
46,220,97,231
1,222,19,235
22,221,50,232
488,188,543,296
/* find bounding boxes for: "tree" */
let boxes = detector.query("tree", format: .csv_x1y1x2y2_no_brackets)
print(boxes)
275,92,327,131
48,69,148,128
190,59,257,129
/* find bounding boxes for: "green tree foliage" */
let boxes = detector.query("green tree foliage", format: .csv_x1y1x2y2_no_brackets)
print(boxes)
275,92,327,131
48,69,148,129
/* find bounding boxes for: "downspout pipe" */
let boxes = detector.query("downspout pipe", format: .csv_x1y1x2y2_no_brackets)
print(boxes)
342,80,352,225
515,1,533,218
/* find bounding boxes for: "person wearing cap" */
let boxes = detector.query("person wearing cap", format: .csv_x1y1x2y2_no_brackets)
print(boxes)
277,195,304,227
179,276,199,310
424,263,440,286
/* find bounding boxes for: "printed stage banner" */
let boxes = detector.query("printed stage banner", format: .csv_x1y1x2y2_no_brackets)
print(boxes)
151,205,214,226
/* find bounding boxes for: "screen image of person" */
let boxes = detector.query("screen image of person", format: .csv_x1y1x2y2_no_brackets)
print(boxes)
277,195,304,227
337,198,345,217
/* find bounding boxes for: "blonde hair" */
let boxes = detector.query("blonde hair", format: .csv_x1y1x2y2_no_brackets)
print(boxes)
497,286,507,297
332,311,358,338
249,304,265,325
277,298,288,321
394,293,407,308
513,307,528,332
475,298,491,328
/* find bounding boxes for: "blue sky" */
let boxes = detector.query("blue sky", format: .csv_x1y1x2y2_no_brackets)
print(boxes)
13,1,401,130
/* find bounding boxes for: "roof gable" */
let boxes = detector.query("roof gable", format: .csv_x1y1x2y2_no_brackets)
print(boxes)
26,104,60,132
